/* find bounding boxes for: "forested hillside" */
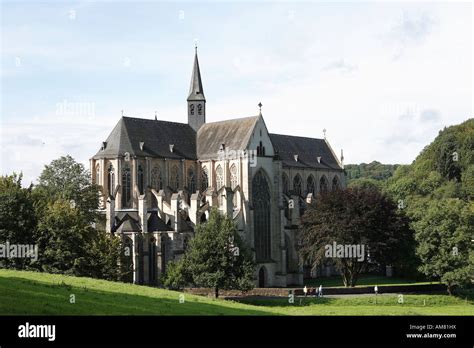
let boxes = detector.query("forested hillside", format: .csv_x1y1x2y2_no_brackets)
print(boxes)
385,119,473,202
345,161,400,182
384,118,473,292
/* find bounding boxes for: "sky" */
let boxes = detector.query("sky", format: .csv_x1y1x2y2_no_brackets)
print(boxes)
1,0,472,185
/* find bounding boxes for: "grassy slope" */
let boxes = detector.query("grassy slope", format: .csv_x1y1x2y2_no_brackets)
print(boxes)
0,269,473,315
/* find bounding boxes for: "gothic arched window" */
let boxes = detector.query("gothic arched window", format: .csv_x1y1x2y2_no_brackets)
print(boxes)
138,165,144,194
188,167,196,194
170,165,179,191
108,164,115,195
201,166,209,192
197,104,202,115
230,164,238,190
257,141,265,156
332,176,340,190
320,175,328,193
95,164,100,185
253,170,271,262
150,166,162,191
282,173,289,195
122,165,131,208
190,104,195,115
216,165,224,189
293,174,302,196
307,175,315,195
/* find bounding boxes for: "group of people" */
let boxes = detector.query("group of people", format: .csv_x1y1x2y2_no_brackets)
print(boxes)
303,285,323,297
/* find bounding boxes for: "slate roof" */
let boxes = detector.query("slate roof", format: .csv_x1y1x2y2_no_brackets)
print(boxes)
115,214,141,233
148,211,173,232
196,115,260,160
93,117,197,160
113,211,173,233
269,133,342,170
93,115,342,171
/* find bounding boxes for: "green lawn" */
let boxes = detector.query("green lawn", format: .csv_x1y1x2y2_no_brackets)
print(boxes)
303,275,432,288
0,269,473,315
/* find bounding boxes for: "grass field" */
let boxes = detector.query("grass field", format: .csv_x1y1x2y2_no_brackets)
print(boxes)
0,269,473,315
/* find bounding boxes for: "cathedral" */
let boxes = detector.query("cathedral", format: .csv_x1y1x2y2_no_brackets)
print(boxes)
90,49,345,287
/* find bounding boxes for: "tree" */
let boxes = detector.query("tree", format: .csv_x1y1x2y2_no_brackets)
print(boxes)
37,155,100,221
347,177,383,191
160,259,189,291
0,174,37,269
36,199,97,275
163,209,255,298
435,133,461,181
299,187,415,287
413,199,473,294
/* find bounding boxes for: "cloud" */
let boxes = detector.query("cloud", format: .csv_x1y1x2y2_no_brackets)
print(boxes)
392,12,436,44
420,109,441,122
323,59,358,73
387,11,438,60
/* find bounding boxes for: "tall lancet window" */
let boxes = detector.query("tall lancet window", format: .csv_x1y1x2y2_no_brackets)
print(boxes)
190,104,195,115
230,164,238,190
293,174,302,196
307,175,315,196
138,165,144,194
150,166,162,191
188,167,196,194
216,165,224,189
201,166,209,192
170,165,179,191
95,164,100,185
197,104,202,115
252,170,271,262
332,176,340,190
122,166,131,208
282,173,289,195
230,164,238,208
320,175,328,193
108,164,115,195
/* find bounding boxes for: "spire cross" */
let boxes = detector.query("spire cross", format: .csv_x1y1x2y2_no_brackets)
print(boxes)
258,102,263,113
155,110,157,120
121,110,124,117
323,128,327,138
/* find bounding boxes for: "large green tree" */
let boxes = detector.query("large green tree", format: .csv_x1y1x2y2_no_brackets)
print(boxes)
413,199,472,294
162,209,255,298
33,156,124,280
0,174,37,269
37,155,100,221
299,187,415,287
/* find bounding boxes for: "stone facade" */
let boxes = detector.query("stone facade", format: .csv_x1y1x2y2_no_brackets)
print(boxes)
90,50,345,287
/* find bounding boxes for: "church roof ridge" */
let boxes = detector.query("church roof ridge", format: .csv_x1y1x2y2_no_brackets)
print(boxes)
269,133,343,171
269,132,325,142
203,114,260,126
121,115,188,127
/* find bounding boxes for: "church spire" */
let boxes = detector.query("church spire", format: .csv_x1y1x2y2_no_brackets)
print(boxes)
187,47,206,132
187,47,205,102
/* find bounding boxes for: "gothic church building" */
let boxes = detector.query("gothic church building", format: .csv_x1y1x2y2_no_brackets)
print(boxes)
91,50,345,287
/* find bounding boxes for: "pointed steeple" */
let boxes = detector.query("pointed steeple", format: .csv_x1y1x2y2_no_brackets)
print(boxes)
187,46,206,132
187,48,206,102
